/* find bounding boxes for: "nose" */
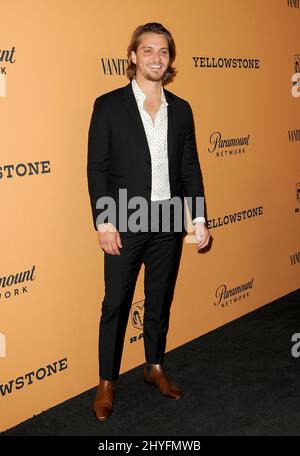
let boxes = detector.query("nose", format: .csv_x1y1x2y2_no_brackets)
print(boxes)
152,51,162,63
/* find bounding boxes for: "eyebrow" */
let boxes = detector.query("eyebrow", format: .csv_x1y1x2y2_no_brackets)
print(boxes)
141,46,169,50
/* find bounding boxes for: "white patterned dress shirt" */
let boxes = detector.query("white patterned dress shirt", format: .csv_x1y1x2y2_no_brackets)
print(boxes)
131,78,206,225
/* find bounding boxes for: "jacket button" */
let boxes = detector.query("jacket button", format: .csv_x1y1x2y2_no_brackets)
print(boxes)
147,184,151,190
146,159,151,165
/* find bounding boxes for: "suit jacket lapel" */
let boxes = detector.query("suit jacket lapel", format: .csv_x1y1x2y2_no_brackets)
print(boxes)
122,82,151,162
165,89,175,168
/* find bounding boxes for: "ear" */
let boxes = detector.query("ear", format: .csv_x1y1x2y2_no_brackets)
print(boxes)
131,50,137,64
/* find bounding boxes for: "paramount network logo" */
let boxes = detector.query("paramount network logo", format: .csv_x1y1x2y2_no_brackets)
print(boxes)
0,46,16,97
214,278,254,309
0,265,36,300
208,131,250,158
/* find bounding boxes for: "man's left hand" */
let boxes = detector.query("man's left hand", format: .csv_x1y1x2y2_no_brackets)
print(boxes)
193,222,211,251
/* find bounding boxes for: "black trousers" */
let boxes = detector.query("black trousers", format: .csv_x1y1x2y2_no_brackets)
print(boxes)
98,203,185,381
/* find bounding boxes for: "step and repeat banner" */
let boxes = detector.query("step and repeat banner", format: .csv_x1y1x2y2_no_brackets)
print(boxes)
0,0,299,432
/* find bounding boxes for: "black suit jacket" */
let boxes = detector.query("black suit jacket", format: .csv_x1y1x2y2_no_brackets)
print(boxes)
87,81,206,233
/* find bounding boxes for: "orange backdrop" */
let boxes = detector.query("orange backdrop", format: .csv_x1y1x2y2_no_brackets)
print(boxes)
1,0,299,432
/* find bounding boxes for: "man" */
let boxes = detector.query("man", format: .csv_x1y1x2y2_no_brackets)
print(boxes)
87,22,210,421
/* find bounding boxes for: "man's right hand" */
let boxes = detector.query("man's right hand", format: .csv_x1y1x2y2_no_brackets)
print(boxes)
97,223,123,255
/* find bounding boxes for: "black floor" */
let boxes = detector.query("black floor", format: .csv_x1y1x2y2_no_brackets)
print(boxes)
2,288,300,436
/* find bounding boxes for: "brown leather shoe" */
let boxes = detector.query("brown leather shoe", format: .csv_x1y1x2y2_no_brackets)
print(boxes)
143,363,183,399
93,377,115,421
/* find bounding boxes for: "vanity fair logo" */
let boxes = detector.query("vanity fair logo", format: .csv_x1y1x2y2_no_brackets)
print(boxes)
0,46,16,97
130,299,144,344
207,207,263,229
101,57,128,75
287,0,299,8
294,182,300,215
214,278,254,309
290,250,300,265
0,265,36,300
208,131,250,157
192,56,260,69
288,129,300,141
0,358,68,397
0,161,50,180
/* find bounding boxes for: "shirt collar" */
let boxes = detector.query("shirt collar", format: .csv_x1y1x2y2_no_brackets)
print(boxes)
131,78,168,108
